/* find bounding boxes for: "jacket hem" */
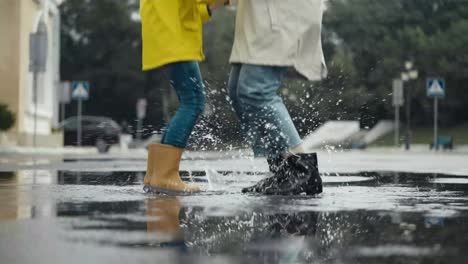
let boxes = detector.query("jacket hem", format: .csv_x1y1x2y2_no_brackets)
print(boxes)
230,57,325,81
229,57,294,67
143,54,205,71
295,59,328,80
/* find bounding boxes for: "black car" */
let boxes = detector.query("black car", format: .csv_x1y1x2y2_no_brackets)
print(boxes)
60,116,121,153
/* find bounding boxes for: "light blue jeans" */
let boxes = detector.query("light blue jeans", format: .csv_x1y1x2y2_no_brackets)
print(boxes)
228,64,302,158
161,61,206,148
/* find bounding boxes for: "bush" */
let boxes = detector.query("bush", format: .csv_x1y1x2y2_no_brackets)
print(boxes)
0,103,15,131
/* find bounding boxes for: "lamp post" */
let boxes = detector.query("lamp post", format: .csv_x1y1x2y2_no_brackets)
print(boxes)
401,61,418,151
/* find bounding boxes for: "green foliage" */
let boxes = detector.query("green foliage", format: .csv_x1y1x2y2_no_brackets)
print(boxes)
60,0,167,130
372,123,468,146
0,103,15,131
323,0,468,126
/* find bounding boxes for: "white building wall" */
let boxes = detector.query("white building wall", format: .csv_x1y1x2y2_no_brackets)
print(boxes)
22,0,61,136
0,0,63,147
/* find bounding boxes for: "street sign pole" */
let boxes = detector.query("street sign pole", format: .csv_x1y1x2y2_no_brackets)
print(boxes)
60,82,71,122
61,102,65,122
434,97,439,151
136,98,147,142
395,107,399,146
77,98,82,147
427,78,445,151
392,79,404,147
33,72,38,148
71,81,89,147
405,85,411,150
137,119,142,142
29,19,48,148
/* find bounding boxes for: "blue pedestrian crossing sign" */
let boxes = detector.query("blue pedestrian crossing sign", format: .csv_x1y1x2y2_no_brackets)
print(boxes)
71,81,90,100
427,78,445,98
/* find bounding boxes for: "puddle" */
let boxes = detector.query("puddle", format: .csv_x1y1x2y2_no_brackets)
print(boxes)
0,170,468,263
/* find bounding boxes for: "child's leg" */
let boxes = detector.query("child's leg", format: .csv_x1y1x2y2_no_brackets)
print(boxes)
143,61,204,193
161,61,206,148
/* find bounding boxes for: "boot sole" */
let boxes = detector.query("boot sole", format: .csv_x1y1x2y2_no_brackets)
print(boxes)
143,186,200,196
244,178,323,196
271,183,322,196
304,184,323,195
303,177,323,195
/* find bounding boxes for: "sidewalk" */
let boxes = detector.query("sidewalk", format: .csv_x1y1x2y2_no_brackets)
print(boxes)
1,148,468,176
0,145,98,155
366,144,468,154
2,144,468,157
0,145,252,160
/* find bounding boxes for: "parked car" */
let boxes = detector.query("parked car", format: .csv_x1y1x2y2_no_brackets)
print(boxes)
60,116,121,153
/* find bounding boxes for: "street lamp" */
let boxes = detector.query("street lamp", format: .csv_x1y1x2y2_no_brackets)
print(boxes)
401,73,409,82
400,61,418,150
405,61,413,71
409,70,419,79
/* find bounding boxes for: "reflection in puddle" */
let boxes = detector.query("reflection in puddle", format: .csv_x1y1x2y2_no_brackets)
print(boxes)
1,170,468,263
57,171,143,186
55,200,466,263
432,178,468,184
146,197,188,253
0,171,57,220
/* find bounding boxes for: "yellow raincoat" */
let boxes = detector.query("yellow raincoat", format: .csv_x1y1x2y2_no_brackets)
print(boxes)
140,0,219,71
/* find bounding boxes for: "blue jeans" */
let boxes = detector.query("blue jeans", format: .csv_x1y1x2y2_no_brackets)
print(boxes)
228,64,302,158
161,61,206,148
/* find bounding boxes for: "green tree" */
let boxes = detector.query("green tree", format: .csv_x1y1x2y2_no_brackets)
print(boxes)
323,0,468,126
60,0,167,133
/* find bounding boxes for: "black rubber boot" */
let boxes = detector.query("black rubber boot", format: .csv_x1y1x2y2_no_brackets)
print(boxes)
240,156,288,194
289,153,322,195
242,153,322,195
267,156,284,175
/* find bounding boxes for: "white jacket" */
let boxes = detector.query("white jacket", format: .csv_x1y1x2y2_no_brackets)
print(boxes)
229,0,327,81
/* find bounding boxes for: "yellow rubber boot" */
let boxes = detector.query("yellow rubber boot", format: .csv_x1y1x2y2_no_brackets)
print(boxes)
143,144,200,194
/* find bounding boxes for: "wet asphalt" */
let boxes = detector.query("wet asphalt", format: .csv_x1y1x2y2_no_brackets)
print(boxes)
0,153,468,264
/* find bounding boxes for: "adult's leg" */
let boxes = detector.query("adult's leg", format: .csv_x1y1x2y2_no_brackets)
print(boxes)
228,64,266,157
228,64,242,119
231,64,322,195
235,64,302,158
161,61,206,148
